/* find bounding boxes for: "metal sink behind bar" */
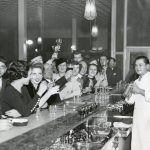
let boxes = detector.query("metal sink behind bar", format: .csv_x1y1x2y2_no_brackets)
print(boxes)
73,142,103,150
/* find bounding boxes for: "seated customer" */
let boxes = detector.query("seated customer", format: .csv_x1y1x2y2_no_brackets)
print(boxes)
52,57,73,90
82,64,98,94
29,50,58,82
73,51,88,76
26,63,49,108
0,56,12,130
53,58,67,81
97,55,108,87
27,63,69,106
2,60,59,117
0,56,7,111
59,61,82,100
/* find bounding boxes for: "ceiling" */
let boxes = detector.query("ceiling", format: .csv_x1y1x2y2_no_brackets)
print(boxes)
27,0,112,32
0,0,112,37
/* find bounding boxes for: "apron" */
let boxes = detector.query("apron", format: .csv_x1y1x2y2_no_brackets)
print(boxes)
128,72,150,150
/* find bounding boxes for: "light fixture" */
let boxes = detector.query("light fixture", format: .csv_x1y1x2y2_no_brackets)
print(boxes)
84,0,97,20
71,45,76,51
37,37,42,44
26,39,33,45
91,25,99,37
35,48,38,52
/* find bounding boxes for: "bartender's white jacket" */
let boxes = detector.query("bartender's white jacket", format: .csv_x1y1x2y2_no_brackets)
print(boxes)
126,72,150,150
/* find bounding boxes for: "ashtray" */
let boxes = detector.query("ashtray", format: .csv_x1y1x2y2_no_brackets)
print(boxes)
11,118,28,126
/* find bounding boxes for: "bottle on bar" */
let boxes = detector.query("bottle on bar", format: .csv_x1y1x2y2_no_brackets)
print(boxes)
35,107,41,120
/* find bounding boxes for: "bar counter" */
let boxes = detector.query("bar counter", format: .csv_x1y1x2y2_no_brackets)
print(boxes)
0,95,101,150
0,90,132,150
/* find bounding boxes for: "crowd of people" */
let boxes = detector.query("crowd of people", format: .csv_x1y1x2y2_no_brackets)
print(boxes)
0,51,122,129
1,50,150,150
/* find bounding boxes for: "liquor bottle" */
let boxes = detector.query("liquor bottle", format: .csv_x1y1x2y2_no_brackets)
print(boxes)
123,83,133,98
35,107,41,120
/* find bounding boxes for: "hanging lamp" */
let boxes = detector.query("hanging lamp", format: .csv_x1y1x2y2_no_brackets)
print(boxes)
91,19,99,37
84,0,97,20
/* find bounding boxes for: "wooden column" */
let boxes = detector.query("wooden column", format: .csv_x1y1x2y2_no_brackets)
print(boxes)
72,18,77,51
111,0,117,58
18,0,27,60
123,0,128,80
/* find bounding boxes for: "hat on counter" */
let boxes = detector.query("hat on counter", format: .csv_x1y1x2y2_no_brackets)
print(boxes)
55,58,67,70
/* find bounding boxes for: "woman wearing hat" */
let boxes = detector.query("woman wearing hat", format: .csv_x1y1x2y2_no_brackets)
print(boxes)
53,58,68,81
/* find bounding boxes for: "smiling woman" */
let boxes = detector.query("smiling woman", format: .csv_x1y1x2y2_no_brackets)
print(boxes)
82,64,98,94
1,60,47,117
1,61,59,117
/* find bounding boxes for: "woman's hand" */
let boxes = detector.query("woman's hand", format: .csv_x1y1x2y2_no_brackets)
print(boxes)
0,119,12,131
47,81,55,89
38,85,59,108
5,109,21,118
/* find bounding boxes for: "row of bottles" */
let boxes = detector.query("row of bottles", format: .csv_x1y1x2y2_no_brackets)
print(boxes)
78,102,99,118
94,87,110,106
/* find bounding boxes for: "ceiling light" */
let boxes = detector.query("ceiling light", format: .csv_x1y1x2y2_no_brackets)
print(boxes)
71,45,76,51
35,48,38,52
84,0,97,20
37,37,42,44
26,40,33,45
91,25,99,37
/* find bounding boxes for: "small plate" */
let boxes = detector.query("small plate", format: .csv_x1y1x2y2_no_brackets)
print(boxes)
11,118,28,126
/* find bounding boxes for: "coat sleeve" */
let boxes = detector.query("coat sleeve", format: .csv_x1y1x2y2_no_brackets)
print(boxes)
3,86,40,117
55,76,68,89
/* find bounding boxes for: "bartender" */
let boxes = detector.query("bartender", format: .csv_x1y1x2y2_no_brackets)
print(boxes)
125,56,150,150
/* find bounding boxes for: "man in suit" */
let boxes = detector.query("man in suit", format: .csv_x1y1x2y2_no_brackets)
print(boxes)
107,57,122,87
0,56,12,131
0,56,7,107
73,51,88,76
